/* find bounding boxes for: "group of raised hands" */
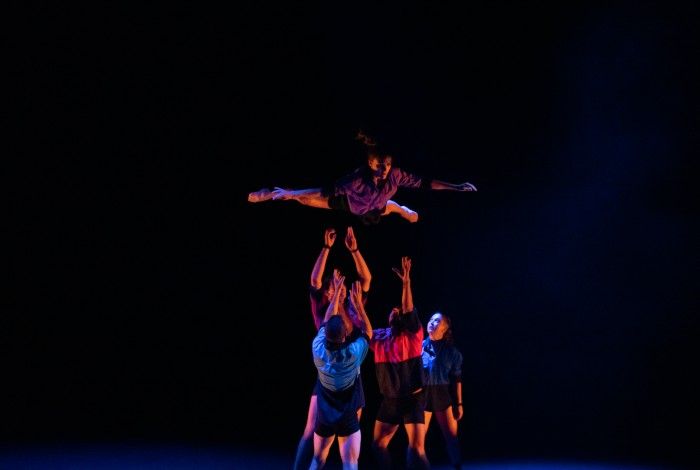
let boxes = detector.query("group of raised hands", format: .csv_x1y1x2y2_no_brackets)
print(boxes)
324,226,412,287
322,226,361,252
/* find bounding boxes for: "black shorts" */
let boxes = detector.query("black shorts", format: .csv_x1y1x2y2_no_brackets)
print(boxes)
315,378,363,438
327,193,350,212
312,375,365,409
424,385,453,412
376,390,426,425
327,194,385,225
315,412,360,438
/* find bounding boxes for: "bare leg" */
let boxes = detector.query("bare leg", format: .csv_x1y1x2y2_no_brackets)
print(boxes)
405,422,430,469
297,194,332,209
249,187,332,210
248,187,275,202
310,433,336,470
435,408,461,469
421,410,433,465
337,430,361,470
293,395,318,470
424,410,433,429
278,188,331,209
383,200,419,223
372,420,399,469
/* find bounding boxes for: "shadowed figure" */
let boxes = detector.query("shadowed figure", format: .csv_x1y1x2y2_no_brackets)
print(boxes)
421,312,464,469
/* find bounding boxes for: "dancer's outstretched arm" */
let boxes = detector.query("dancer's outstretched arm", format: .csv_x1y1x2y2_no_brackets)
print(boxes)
344,227,372,292
429,180,477,191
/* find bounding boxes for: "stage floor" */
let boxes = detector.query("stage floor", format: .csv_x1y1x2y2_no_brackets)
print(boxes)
0,445,677,470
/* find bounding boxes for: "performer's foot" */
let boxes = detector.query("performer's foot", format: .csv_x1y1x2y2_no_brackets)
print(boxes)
248,188,274,202
271,187,292,200
401,206,419,223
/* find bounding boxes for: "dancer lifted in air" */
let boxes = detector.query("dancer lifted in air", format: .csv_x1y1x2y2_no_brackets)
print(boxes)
248,131,477,224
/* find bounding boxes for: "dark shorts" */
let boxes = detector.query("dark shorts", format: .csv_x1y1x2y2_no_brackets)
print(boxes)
424,385,453,412
315,378,363,438
312,375,365,409
327,193,350,212
327,194,385,225
376,390,426,425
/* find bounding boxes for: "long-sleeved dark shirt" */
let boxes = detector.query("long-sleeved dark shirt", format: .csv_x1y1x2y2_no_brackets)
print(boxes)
421,338,462,386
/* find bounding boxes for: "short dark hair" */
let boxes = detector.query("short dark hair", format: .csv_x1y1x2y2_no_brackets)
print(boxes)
325,315,347,344
389,309,405,336
321,274,334,293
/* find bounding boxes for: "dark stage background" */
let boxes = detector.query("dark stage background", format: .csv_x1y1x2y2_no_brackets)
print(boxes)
9,2,698,469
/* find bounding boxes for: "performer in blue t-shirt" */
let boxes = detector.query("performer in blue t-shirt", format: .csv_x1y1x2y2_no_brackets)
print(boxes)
293,227,372,470
310,274,373,470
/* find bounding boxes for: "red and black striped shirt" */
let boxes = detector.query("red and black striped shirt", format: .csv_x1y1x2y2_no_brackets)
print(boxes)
370,309,424,398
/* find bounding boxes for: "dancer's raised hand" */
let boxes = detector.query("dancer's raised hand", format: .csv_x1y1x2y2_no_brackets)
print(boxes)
392,256,412,283
344,226,358,252
325,228,337,248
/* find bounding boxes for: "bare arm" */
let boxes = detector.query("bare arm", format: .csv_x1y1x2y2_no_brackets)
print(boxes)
323,271,345,324
344,226,372,292
453,381,463,420
430,180,477,192
392,256,414,313
349,281,373,340
310,228,336,290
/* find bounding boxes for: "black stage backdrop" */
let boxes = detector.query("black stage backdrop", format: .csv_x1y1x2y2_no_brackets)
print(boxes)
9,2,698,468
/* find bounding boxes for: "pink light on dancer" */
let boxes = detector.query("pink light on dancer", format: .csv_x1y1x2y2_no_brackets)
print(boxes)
248,131,476,224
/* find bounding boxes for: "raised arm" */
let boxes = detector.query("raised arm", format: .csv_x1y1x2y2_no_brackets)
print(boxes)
323,271,345,324
310,228,336,290
392,256,414,313
349,281,373,340
429,180,477,192
344,226,372,292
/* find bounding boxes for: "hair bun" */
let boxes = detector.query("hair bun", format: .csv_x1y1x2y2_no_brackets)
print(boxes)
356,130,377,147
